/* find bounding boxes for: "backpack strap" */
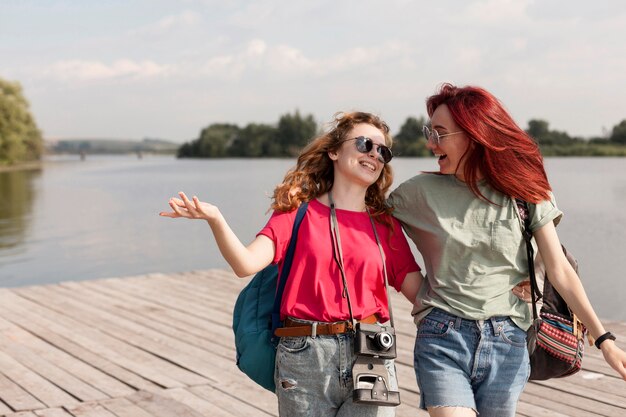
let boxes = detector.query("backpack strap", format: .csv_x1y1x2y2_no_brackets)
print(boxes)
271,202,309,338
516,199,542,321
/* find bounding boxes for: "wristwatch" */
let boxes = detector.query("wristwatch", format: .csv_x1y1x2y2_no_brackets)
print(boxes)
594,331,616,349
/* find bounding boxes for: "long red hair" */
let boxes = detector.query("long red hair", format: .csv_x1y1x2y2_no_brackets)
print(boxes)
426,83,551,203
271,111,394,218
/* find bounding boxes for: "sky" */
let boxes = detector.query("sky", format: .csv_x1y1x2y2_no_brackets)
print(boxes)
1,0,625,143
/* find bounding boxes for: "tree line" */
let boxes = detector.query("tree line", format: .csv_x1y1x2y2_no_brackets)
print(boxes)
179,112,626,158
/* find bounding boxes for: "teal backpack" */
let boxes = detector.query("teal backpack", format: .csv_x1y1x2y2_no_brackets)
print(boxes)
232,202,308,392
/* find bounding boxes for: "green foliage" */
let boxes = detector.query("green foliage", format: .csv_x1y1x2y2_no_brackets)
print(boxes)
179,111,317,158
525,119,626,156
0,77,43,165
392,116,429,157
276,111,318,156
540,142,626,157
525,119,583,146
610,119,626,144
178,112,626,158
50,138,178,154
178,123,239,158
229,123,276,157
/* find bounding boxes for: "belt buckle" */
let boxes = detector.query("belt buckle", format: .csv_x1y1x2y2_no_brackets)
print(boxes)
311,322,318,338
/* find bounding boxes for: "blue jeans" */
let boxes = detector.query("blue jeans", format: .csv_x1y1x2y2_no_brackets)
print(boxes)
275,332,397,417
414,308,530,417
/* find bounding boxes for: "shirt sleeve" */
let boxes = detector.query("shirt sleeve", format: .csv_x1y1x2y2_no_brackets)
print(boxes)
530,192,563,231
257,209,297,265
383,217,420,292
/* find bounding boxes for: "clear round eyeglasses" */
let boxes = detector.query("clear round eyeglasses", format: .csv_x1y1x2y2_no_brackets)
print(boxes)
422,126,463,146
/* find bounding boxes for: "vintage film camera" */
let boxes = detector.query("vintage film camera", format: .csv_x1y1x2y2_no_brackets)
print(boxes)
352,322,400,406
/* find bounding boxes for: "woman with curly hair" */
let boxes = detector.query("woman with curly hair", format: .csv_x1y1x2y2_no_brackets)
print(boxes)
388,83,626,417
161,111,423,416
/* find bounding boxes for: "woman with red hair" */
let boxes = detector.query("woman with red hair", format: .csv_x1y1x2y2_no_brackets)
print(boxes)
388,83,626,417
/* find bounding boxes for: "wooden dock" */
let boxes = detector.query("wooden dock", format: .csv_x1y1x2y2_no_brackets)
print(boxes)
0,269,624,417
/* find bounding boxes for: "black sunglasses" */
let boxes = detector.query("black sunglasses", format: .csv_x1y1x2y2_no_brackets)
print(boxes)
340,136,393,164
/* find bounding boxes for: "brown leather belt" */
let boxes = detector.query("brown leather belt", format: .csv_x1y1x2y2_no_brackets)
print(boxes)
274,314,378,337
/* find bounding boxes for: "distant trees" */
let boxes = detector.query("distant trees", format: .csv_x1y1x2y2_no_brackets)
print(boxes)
610,119,626,145
525,119,583,146
525,118,626,156
178,111,318,158
180,112,626,158
0,77,44,165
392,116,428,157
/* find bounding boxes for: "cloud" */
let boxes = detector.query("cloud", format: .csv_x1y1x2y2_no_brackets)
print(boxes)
195,39,415,80
464,0,532,24
128,10,202,37
42,59,170,81
197,39,314,79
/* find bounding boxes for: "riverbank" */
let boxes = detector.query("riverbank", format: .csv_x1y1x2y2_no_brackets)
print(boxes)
0,161,42,172
0,269,624,417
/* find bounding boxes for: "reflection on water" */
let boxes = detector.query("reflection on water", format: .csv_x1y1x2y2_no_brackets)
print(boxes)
0,168,40,250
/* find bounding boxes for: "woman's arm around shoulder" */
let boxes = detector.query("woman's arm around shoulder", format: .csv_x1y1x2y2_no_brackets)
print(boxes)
534,221,626,380
160,192,274,277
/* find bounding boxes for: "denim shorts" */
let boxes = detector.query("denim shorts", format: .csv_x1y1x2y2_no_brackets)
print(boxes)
414,308,530,417
275,331,397,417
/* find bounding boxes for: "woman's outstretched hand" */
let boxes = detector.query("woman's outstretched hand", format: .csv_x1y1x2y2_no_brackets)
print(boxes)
602,342,626,381
159,192,221,223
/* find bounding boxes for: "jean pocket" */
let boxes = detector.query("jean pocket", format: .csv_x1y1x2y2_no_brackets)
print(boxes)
417,316,453,338
499,320,527,347
279,336,309,353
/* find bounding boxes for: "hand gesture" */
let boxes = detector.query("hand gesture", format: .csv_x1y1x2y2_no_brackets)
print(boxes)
602,342,626,381
159,192,221,223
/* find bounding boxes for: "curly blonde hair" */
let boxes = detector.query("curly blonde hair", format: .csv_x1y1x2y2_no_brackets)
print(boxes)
271,111,394,218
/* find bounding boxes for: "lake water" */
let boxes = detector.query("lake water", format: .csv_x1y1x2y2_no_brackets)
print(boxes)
1,155,625,321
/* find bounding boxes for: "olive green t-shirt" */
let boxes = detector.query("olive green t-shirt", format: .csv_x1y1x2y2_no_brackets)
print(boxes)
388,174,562,330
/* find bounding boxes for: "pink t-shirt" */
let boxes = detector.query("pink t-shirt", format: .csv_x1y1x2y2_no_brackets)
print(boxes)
258,199,420,322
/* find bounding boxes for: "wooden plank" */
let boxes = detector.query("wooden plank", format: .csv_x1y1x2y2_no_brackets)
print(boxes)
0,304,159,393
125,391,205,417
78,280,232,346
98,398,154,417
0,320,108,403
33,409,75,417
188,385,276,417
516,400,572,417
0,292,178,391
162,388,240,417
0,400,13,415
0,316,133,399
521,382,625,417
0,351,78,408
25,284,218,385
0,296,185,392
98,277,224,322
532,379,626,414
0,371,45,412
59,281,234,350
2,412,38,417
7,288,206,388
64,403,118,417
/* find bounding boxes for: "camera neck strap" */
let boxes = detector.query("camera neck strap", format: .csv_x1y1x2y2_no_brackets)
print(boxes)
328,191,395,329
